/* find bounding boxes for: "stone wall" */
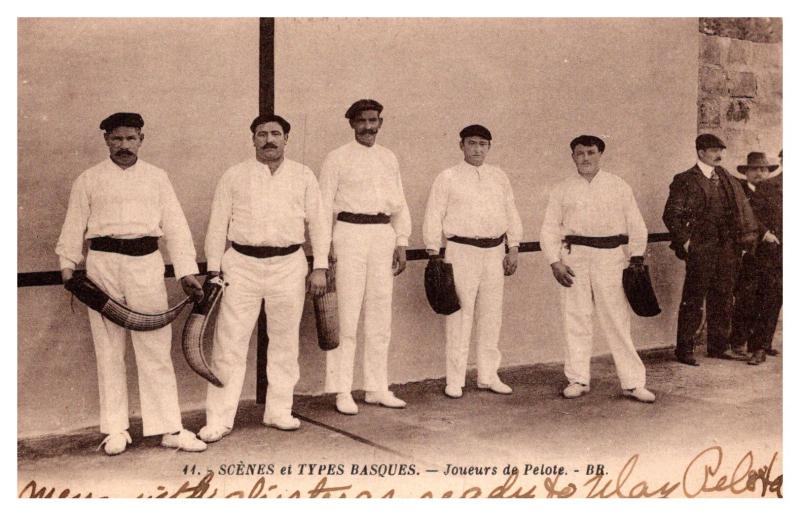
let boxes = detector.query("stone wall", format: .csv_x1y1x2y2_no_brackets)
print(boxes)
697,18,782,173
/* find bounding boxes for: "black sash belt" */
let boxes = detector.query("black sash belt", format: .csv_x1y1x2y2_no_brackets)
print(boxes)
447,234,506,248
564,234,629,249
232,242,301,258
89,236,159,256
337,212,391,224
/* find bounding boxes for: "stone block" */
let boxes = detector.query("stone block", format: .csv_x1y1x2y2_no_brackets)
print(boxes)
698,98,721,129
727,71,758,97
699,18,720,36
699,35,721,66
722,127,762,160
752,101,783,129
752,42,782,70
744,18,782,43
727,38,751,65
699,66,726,95
762,71,783,98
725,99,752,124
699,18,782,43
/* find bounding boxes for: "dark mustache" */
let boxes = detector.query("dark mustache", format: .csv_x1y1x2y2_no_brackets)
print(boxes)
115,150,134,156
357,129,378,135
261,143,278,149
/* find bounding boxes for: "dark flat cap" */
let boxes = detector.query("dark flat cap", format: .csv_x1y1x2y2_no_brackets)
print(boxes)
459,124,492,141
345,99,383,119
100,112,144,132
695,133,726,150
570,134,605,153
250,114,291,134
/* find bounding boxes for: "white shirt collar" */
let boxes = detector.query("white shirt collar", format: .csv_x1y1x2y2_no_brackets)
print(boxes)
255,157,285,176
696,161,715,178
106,157,138,172
576,169,604,183
457,160,486,173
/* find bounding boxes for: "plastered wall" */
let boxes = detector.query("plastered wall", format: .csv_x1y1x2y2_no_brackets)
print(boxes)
19,18,698,438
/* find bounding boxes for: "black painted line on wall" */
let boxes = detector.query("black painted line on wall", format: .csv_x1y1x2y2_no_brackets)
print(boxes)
256,17,276,404
18,234,673,288
259,18,275,116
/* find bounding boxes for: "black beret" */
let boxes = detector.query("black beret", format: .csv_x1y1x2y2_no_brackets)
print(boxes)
250,114,291,134
695,133,726,151
570,135,605,153
99,112,144,132
459,124,492,141
345,99,383,120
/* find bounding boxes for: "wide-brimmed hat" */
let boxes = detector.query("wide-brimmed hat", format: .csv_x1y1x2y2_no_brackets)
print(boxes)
737,151,779,173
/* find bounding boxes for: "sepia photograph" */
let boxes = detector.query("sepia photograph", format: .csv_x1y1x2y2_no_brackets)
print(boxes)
15,12,785,500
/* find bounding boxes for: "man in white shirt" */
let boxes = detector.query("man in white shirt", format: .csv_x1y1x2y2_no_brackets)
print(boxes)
198,114,330,442
56,112,207,455
540,135,655,403
422,124,522,399
319,99,411,415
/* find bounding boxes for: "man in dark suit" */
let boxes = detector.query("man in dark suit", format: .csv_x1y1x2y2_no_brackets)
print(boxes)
730,151,782,365
663,134,759,366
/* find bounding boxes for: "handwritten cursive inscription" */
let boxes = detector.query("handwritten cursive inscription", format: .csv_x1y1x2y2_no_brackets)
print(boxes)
584,454,681,498
18,480,101,498
19,446,782,499
682,446,782,498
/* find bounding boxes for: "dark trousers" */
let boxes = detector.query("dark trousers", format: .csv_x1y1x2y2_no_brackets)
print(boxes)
730,245,782,352
676,238,740,357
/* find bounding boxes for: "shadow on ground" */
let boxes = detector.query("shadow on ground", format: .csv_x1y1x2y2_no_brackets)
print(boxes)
18,344,782,498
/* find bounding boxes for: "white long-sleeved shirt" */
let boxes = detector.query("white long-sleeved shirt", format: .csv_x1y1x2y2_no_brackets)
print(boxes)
539,170,648,265
204,158,331,272
55,158,199,279
318,140,411,246
422,161,523,251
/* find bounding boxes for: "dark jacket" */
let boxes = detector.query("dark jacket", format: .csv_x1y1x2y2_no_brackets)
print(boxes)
739,179,766,238
663,165,759,259
750,176,782,243
740,175,782,244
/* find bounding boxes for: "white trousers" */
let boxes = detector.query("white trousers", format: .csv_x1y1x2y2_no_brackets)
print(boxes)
205,247,307,428
325,222,396,393
444,242,505,388
85,249,182,437
559,245,646,389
